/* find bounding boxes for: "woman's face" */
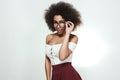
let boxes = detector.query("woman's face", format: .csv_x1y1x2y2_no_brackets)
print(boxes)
53,15,66,35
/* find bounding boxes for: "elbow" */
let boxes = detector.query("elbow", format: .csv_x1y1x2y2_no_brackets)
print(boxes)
59,58,66,61
59,56,67,61
59,51,70,61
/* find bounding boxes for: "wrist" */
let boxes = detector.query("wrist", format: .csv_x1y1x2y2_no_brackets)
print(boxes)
66,32,71,35
65,34,70,37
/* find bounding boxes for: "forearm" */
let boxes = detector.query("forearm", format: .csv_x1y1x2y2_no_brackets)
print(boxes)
59,34,70,61
45,56,51,80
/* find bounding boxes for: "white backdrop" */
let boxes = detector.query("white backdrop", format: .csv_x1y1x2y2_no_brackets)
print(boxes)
0,0,120,80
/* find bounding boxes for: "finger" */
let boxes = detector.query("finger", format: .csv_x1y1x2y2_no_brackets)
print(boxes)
67,23,71,28
67,21,74,27
65,21,71,28
65,22,69,28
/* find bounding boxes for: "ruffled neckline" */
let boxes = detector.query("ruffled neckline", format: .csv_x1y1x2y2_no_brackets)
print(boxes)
46,42,77,46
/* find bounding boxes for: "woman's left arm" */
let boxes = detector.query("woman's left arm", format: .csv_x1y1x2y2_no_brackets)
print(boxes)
59,21,78,61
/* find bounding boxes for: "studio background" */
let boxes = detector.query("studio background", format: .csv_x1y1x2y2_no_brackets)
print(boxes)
0,0,120,80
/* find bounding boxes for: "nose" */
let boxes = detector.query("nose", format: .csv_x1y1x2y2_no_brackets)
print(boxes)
56,24,60,28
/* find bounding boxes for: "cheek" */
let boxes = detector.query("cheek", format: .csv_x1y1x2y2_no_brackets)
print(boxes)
61,26,65,30
63,26,66,30
54,26,57,30
63,27,66,30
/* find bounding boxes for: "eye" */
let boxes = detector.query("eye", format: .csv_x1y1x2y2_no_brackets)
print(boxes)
59,21,65,24
53,21,58,24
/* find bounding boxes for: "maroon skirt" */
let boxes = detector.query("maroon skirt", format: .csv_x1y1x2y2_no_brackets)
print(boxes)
52,62,82,80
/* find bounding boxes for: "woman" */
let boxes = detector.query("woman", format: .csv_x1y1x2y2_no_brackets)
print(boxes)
44,1,82,80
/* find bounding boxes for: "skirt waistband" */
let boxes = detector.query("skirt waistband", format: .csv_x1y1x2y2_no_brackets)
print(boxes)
52,62,71,69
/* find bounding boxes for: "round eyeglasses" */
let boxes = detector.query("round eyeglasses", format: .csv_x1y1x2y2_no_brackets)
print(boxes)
53,20,65,27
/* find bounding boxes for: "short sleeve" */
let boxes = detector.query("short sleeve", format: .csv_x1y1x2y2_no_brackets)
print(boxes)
69,42,77,52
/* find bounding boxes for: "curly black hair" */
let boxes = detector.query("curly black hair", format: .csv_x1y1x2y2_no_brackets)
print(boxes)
44,1,82,32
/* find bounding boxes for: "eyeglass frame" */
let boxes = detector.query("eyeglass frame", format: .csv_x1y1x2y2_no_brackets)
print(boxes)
53,20,66,27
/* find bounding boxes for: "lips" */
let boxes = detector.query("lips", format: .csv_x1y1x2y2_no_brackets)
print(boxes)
57,29,62,33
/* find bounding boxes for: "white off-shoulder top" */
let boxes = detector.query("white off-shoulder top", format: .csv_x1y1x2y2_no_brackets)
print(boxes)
45,42,77,65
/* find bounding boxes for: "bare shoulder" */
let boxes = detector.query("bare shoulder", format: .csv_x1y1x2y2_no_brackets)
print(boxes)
70,34,78,44
46,34,54,44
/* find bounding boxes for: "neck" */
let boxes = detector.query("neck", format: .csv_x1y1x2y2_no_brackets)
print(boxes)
57,34,65,37
55,30,65,37
55,32,66,37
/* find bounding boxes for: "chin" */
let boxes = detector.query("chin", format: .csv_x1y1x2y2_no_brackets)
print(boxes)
57,32,64,35
57,32,63,35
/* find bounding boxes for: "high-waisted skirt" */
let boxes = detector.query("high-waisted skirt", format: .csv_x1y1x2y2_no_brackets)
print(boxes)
52,62,82,80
